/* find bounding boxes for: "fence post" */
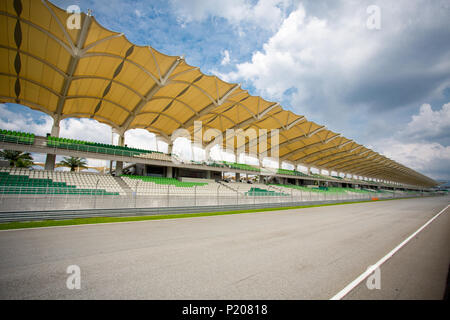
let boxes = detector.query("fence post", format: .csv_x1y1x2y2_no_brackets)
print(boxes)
94,178,99,209
135,179,140,208
217,185,220,206
52,186,55,208
77,185,81,209
167,185,170,207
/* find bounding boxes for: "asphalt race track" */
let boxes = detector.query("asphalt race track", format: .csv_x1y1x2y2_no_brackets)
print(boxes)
0,197,448,299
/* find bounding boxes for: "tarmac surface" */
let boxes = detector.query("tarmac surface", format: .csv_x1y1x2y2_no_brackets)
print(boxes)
0,196,448,299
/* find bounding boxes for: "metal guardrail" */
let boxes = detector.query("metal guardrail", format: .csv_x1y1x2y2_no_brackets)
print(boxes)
0,184,413,212
0,194,434,223
0,186,118,195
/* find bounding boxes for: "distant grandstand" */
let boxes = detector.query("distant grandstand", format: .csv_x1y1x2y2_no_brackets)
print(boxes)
0,0,441,214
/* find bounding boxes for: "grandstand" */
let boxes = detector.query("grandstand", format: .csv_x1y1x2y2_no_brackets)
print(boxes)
0,167,123,195
0,156,439,212
0,0,441,213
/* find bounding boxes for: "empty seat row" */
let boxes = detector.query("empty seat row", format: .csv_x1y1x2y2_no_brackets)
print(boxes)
223,161,260,172
47,136,169,159
0,129,35,145
277,168,309,177
124,175,208,187
0,168,124,195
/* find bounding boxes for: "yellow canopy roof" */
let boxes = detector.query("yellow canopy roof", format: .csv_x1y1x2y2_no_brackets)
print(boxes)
0,0,437,187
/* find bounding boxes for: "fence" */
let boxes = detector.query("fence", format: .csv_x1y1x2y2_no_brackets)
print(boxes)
0,185,428,212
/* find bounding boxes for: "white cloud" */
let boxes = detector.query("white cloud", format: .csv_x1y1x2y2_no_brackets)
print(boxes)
221,50,231,65
170,0,293,31
123,128,157,151
0,104,53,136
59,118,112,144
222,3,378,101
374,139,450,180
402,103,450,143
220,0,450,142
372,101,450,180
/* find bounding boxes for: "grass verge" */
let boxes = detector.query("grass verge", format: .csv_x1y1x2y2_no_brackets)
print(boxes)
0,197,417,231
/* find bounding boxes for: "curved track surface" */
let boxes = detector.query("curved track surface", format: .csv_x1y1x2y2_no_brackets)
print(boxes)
0,197,448,299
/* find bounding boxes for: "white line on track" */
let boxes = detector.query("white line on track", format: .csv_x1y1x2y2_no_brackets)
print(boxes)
330,204,449,300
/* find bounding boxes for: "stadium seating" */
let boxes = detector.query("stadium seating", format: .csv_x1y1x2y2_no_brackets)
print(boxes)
270,184,375,196
121,175,223,196
205,162,226,168
223,161,260,172
0,165,400,205
135,152,172,162
0,129,35,145
0,129,407,194
246,187,289,196
125,175,208,187
47,136,168,158
277,168,309,177
222,182,275,195
310,173,333,180
0,168,124,195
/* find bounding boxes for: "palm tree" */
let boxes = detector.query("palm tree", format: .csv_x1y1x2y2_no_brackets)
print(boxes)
0,150,33,168
58,157,88,172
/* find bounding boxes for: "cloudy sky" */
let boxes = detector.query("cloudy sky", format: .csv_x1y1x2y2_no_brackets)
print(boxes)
1,0,449,180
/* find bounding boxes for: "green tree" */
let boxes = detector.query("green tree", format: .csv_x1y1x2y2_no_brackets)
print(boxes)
58,156,88,172
0,150,34,168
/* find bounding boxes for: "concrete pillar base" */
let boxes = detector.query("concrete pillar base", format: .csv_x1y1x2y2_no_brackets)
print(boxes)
116,161,123,176
45,119,61,172
166,166,173,178
44,154,56,171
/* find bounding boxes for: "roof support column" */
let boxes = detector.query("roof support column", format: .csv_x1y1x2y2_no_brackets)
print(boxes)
50,117,61,137
155,135,171,155
44,154,57,171
45,116,61,171
115,132,125,176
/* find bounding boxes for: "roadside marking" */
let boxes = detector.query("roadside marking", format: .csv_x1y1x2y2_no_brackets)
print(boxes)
330,204,449,300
